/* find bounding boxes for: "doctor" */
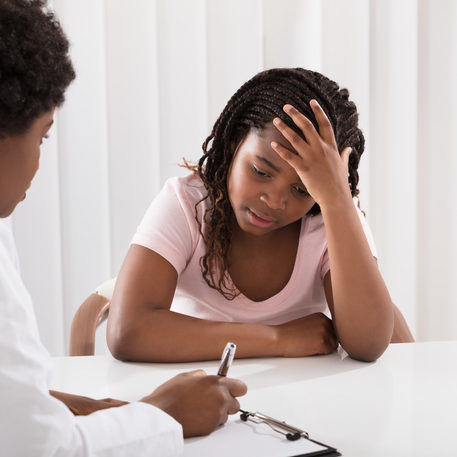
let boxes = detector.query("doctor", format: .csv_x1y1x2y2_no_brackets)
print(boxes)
0,1,247,456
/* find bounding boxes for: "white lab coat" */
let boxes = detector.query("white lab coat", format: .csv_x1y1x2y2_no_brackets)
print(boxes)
0,221,183,456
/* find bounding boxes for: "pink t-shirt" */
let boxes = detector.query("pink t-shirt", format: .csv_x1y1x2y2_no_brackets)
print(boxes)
131,174,377,325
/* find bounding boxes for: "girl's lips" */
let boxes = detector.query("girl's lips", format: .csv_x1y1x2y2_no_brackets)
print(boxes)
247,208,276,228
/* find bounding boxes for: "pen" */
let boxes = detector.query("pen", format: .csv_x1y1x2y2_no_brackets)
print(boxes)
217,342,236,376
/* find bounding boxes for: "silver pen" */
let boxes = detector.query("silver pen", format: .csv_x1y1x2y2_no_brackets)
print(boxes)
217,342,236,376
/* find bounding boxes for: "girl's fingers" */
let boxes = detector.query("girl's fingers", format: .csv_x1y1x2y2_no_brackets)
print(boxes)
272,117,309,156
271,140,305,171
282,104,320,146
309,99,337,145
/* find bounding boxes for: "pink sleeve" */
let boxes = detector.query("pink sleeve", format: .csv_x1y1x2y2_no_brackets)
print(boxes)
131,178,198,275
319,201,378,279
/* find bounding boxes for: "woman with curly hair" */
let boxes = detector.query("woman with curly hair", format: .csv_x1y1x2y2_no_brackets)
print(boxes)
0,1,246,455
108,68,414,365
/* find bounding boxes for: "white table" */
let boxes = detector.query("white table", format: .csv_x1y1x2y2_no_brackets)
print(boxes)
51,341,456,456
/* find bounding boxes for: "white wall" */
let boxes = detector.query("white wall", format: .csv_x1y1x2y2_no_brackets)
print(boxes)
10,0,457,355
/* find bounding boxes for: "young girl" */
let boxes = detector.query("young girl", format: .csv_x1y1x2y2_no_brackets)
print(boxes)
107,68,413,363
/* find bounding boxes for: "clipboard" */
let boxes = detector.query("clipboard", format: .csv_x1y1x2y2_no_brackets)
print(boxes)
183,409,341,457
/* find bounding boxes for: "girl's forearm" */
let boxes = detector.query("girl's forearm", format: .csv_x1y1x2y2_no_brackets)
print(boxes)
321,197,394,361
107,309,280,362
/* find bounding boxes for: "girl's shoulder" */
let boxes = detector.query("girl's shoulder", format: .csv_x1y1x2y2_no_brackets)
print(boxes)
159,173,208,224
164,173,204,196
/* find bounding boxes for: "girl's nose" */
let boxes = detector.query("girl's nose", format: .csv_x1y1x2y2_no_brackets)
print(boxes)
260,191,286,210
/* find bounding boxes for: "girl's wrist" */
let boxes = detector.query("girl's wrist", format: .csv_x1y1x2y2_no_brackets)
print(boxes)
319,192,354,216
270,324,283,357
269,323,287,357
247,322,282,357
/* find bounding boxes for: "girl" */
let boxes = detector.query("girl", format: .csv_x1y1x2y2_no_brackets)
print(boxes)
107,68,413,363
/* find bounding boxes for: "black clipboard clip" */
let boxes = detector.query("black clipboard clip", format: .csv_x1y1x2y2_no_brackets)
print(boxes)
240,409,309,441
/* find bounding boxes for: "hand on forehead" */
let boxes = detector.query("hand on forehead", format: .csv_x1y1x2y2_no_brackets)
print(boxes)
237,123,303,181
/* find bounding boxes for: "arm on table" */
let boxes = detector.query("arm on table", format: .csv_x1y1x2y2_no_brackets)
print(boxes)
106,244,337,362
322,204,394,365
270,101,394,363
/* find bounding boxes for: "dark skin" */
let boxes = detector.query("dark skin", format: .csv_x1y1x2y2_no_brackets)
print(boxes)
106,122,333,362
271,102,414,357
50,371,246,437
49,391,128,415
1,111,247,437
107,244,337,362
107,102,413,364
228,221,299,301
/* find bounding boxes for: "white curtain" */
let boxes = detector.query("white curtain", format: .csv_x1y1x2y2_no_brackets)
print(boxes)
10,0,457,355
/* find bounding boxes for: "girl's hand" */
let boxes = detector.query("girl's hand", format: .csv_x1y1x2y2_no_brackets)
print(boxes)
275,313,338,357
271,101,353,210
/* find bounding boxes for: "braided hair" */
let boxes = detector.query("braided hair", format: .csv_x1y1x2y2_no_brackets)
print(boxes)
192,68,364,299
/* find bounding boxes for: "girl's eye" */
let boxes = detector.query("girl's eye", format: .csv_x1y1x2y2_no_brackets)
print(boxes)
40,134,49,145
294,185,310,197
252,164,269,177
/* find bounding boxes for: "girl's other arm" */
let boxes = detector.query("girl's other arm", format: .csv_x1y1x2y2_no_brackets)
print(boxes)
107,244,335,362
321,202,394,362
272,102,395,362
324,270,413,357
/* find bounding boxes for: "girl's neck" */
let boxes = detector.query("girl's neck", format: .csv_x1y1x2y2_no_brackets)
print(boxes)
231,218,301,248
227,218,302,302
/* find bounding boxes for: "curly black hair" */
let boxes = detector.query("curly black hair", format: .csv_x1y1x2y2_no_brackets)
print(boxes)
0,0,75,136
192,68,365,300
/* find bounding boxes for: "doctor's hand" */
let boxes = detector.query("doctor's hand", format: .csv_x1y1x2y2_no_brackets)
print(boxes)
50,390,128,415
140,370,247,437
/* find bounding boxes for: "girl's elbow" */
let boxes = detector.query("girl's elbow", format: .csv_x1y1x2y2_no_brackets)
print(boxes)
343,333,391,362
106,320,138,361
107,314,166,362
346,346,386,363
347,307,395,362
107,336,131,361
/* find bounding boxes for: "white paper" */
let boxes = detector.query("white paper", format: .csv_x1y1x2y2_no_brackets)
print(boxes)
183,416,330,457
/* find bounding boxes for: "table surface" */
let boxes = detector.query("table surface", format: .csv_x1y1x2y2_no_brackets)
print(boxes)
51,341,456,457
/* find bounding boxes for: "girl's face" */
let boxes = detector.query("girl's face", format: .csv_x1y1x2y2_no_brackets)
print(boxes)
0,110,54,217
227,123,315,236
